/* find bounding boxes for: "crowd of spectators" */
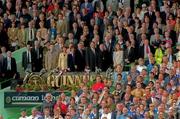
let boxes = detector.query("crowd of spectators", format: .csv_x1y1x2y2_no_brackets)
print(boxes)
0,0,179,119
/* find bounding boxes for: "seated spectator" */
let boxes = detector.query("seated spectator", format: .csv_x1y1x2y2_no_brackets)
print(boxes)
27,108,41,119
69,108,78,119
92,75,104,92
19,109,27,119
131,82,144,98
54,93,68,117
41,93,55,116
136,58,147,73
53,108,63,119
39,107,52,119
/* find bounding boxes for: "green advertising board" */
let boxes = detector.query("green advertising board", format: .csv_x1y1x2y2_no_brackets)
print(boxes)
4,91,70,108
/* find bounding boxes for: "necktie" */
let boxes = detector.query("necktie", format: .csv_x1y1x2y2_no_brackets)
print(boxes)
30,29,33,41
169,55,172,63
27,52,31,63
72,53,75,63
27,52,29,63
128,48,130,55
7,58,11,70
119,0,124,4
146,45,149,54
36,48,39,59
79,49,83,55
92,48,95,54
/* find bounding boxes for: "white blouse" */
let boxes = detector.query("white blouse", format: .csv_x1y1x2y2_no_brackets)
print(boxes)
113,50,124,66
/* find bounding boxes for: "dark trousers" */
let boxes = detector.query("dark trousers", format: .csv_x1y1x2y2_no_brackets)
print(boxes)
5,70,15,79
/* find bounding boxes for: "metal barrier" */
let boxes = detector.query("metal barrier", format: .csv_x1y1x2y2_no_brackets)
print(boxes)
0,78,12,89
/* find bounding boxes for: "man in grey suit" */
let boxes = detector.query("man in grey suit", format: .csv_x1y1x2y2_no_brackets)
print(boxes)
25,21,36,46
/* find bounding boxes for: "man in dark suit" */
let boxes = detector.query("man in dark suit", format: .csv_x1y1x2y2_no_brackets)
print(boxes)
97,44,109,71
0,53,4,78
160,5,171,25
67,46,76,72
0,22,9,49
85,41,98,72
2,51,17,79
69,8,79,28
71,22,82,40
144,6,156,26
124,40,135,64
138,39,151,60
103,34,114,68
22,43,35,72
32,40,43,72
117,21,128,41
75,42,86,72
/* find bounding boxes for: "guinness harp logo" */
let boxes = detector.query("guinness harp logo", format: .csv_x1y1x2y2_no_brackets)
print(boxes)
5,96,11,104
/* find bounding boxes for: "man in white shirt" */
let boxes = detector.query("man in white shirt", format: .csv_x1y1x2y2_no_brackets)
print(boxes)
19,109,28,119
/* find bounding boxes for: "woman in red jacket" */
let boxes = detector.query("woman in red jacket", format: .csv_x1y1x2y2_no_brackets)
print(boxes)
92,75,105,92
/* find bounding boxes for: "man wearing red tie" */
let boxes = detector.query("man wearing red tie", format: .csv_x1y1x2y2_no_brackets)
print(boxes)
144,39,151,59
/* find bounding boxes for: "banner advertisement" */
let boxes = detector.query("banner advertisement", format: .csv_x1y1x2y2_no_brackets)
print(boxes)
4,91,66,108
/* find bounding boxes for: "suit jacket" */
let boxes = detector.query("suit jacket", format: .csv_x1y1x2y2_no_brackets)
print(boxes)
69,12,78,28
32,47,44,72
67,53,75,72
98,49,109,71
0,54,4,73
37,28,48,40
25,28,37,44
124,47,135,63
2,57,17,74
104,42,114,68
7,28,18,43
85,47,98,71
17,28,26,47
65,39,78,47
56,20,68,36
71,28,82,40
144,11,156,25
0,29,9,48
74,49,86,72
45,50,58,71
22,50,36,71
118,27,128,40
138,45,145,59
58,52,68,70
160,11,168,25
